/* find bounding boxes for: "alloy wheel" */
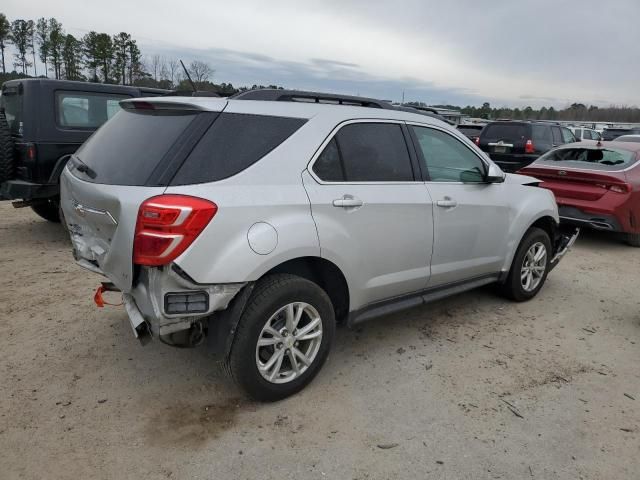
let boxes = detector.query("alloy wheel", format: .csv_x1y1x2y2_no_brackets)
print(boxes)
255,302,323,384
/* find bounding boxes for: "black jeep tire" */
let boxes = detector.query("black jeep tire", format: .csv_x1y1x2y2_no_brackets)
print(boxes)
31,197,61,223
226,274,335,402
500,227,552,302
0,110,13,184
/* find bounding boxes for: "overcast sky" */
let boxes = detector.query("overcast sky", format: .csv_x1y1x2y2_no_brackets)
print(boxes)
4,0,639,107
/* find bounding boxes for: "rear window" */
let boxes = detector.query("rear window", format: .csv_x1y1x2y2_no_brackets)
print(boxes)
457,126,483,136
537,147,637,171
74,109,197,185
0,86,23,135
481,123,527,141
170,113,306,185
56,91,129,128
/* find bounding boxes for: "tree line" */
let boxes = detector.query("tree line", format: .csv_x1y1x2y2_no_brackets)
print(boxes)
0,12,284,96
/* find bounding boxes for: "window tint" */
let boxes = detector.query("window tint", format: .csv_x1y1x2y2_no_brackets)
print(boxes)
481,123,527,141
56,91,129,128
313,138,345,181
532,125,552,144
332,123,414,182
573,129,582,139
561,128,576,143
171,113,306,185
412,126,486,182
74,109,197,185
552,127,563,144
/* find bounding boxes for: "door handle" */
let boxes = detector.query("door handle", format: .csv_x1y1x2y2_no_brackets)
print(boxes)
332,195,363,208
436,198,457,208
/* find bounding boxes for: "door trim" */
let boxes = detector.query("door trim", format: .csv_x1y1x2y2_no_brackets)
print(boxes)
347,272,501,327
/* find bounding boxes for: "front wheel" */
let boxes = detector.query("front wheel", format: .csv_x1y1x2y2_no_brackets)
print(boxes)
500,227,551,302
226,274,335,401
31,197,61,223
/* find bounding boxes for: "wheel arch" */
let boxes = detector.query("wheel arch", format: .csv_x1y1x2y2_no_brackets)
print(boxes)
263,256,351,323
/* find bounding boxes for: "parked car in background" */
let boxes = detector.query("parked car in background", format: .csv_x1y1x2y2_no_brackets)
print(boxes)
602,127,640,141
614,135,640,144
456,124,484,142
0,79,170,222
519,142,640,246
60,90,577,400
570,127,602,143
477,121,576,172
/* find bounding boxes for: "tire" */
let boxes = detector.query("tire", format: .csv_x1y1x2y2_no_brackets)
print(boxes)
500,227,552,302
626,233,640,247
227,274,335,401
31,197,62,223
0,110,14,183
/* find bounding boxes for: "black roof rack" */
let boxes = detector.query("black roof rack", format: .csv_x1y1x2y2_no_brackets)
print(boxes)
231,88,448,123
231,88,391,109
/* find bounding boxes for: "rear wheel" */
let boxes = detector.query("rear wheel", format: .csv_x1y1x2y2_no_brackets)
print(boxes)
626,233,640,247
31,197,61,223
227,274,335,401
501,227,551,301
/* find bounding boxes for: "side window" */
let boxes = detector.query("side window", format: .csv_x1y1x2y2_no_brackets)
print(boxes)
574,129,582,139
172,113,307,185
552,127,563,145
532,125,552,145
561,128,576,143
313,138,345,182
313,123,414,182
411,126,485,183
56,91,129,128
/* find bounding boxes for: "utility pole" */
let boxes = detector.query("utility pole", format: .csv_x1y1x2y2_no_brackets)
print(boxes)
402,90,405,104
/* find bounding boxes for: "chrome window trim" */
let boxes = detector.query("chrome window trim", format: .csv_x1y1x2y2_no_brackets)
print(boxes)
306,118,424,186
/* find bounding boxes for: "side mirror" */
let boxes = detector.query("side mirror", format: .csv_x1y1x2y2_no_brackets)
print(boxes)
486,163,506,183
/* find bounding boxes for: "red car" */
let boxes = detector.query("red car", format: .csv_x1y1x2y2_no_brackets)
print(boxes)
519,141,640,247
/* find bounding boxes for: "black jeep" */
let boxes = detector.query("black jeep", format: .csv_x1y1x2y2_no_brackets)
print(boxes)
0,79,170,221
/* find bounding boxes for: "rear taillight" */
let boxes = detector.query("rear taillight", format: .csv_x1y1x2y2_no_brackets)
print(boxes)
474,137,480,146
525,139,535,154
133,195,217,266
595,183,631,194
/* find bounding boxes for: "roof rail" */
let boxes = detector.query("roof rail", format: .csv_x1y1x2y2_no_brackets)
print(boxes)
231,88,449,123
231,88,393,109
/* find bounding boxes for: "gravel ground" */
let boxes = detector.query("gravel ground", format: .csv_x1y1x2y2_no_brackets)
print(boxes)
1,202,639,480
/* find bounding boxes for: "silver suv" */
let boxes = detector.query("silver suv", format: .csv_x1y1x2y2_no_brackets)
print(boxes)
60,90,578,401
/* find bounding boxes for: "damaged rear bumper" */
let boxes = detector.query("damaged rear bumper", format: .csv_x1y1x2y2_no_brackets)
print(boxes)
80,260,245,345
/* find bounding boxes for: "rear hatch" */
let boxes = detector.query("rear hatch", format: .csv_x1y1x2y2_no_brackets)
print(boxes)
520,146,636,202
479,122,528,155
61,98,227,292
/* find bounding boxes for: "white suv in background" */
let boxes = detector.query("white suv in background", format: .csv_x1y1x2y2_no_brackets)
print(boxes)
570,127,603,143
61,90,578,400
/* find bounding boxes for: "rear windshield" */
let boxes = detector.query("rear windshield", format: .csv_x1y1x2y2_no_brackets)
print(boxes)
170,113,307,185
0,86,23,136
536,147,637,171
457,126,482,136
74,109,197,185
481,123,527,141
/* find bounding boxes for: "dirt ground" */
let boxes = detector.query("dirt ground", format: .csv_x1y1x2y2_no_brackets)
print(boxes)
1,202,639,480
